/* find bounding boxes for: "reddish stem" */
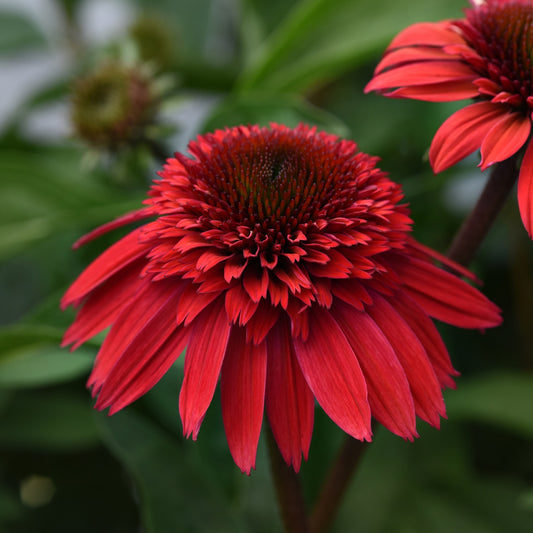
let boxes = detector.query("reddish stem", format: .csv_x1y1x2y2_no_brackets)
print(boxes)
310,438,367,533
446,155,520,266
267,425,310,533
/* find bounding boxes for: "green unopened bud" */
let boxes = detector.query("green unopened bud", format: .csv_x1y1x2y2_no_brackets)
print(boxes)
70,62,156,149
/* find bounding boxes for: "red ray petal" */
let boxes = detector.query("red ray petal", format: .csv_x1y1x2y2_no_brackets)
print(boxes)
333,301,417,439
96,312,189,413
386,22,466,50
196,249,229,271
366,293,445,427
429,102,507,172
245,301,281,344
221,327,267,475
518,139,533,238
176,282,221,326
292,307,372,441
179,297,231,439
266,315,314,472
393,255,502,329
480,112,530,169
223,254,248,282
88,278,182,391
406,238,479,283
384,80,479,102
365,61,476,93
391,292,458,389
375,46,461,74
243,266,269,302
305,249,353,278
331,279,373,311
62,258,145,349
72,208,154,249
225,283,259,326
61,228,150,308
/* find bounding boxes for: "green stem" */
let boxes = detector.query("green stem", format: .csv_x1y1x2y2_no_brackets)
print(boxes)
446,155,520,266
309,438,368,533
266,426,310,533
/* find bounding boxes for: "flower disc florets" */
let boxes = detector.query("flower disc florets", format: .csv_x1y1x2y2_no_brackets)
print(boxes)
140,124,412,341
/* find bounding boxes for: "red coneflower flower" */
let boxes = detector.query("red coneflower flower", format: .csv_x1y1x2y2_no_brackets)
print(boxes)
365,0,533,237
61,124,501,474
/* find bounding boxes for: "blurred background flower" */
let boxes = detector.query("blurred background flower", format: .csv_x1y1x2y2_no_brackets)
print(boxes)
1,0,532,532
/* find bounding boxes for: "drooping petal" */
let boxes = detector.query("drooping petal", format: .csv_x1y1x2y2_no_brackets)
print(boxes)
176,282,221,326
429,102,508,172
62,258,145,349
391,291,458,390
366,292,445,427
61,228,151,308
292,307,372,441
407,238,479,283
225,283,259,326
392,255,502,329
374,47,462,74
88,277,182,392
221,326,267,475
384,80,479,102
179,296,231,440
365,61,477,94
332,300,417,439
480,112,530,169
386,21,467,49
266,315,314,472
517,139,533,238
97,321,189,414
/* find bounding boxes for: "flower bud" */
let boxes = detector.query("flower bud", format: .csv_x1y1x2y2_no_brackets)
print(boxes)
70,62,156,149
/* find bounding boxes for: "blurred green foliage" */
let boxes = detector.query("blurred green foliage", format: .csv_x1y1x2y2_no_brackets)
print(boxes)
0,0,532,531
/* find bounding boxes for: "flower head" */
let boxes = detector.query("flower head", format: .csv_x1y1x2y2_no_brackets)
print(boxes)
365,0,533,237
61,124,501,474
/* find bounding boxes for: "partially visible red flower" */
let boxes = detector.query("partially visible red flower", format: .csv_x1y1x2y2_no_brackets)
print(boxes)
61,124,501,474
365,0,533,237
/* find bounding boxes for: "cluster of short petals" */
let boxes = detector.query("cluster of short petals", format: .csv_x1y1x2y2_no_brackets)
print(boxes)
61,124,501,474
365,0,533,237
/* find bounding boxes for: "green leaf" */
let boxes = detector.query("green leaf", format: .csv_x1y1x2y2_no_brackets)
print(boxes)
445,373,533,440
0,11,47,53
201,94,350,136
0,389,100,451
97,409,248,533
0,147,143,259
240,0,299,59
334,425,533,533
238,0,466,92
0,325,94,388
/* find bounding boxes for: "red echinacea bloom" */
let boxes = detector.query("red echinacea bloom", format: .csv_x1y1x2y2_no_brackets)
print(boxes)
365,0,533,237
61,124,501,474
